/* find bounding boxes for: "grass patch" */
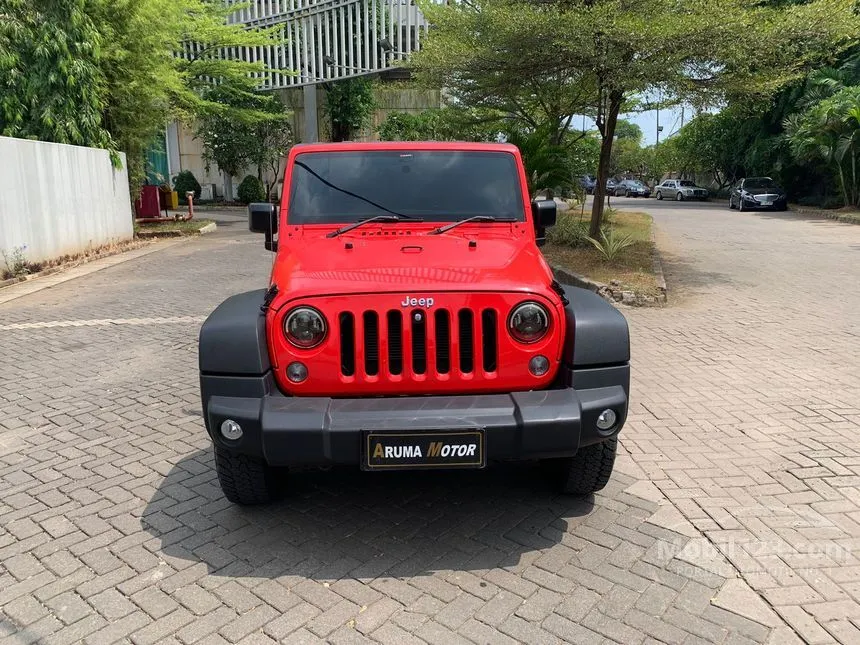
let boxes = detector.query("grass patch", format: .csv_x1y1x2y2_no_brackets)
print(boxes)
134,218,215,237
542,210,660,296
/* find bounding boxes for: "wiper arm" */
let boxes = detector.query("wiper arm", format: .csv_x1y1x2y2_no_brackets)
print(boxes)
428,215,515,235
326,215,423,238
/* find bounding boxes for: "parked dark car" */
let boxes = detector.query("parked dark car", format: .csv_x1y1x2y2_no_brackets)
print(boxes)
615,179,651,198
655,179,709,201
606,178,618,194
729,177,787,211
579,175,597,194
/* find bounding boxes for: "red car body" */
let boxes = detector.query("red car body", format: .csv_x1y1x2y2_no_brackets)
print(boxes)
264,142,564,397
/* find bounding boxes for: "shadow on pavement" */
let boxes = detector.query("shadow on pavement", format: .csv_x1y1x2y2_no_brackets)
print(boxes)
141,448,599,579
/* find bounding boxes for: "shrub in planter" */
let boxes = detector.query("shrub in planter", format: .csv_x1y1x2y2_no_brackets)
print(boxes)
173,170,201,203
237,175,266,204
546,213,590,247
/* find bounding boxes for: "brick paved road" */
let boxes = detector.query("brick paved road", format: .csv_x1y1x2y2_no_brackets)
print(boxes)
1,204,859,644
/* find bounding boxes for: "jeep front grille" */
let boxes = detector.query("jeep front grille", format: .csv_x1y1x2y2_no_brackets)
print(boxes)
338,307,499,380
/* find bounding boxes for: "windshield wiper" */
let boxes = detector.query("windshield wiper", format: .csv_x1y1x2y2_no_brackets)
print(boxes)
326,215,423,238
294,160,421,220
428,215,515,235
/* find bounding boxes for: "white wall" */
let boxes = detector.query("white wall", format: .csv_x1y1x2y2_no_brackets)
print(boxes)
0,136,133,264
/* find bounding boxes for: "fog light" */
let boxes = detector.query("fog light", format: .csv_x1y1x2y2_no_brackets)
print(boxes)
287,361,308,383
220,419,243,440
529,355,550,376
596,409,617,431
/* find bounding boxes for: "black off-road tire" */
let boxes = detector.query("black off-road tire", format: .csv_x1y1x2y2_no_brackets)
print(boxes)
546,438,617,495
214,445,279,505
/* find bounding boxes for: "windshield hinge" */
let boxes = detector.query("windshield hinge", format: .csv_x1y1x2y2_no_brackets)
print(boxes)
261,284,279,312
551,279,570,307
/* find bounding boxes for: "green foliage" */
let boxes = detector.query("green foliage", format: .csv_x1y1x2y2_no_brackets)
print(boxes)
0,0,286,194
546,214,590,248
504,125,574,198
586,230,636,262
0,0,111,149
237,175,266,204
324,78,375,142
197,88,290,187
173,170,201,203
667,47,860,204
614,120,643,144
377,107,500,142
414,0,860,235
785,86,860,207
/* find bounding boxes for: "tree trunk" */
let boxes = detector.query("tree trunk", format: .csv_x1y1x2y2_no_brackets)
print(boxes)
222,171,234,202
589,92,623,239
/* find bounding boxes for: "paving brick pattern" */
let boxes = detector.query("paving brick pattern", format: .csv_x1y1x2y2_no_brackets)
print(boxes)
1,205,859,643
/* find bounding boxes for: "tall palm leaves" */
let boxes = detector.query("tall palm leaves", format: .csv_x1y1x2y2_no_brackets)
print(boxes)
785,74,860,208
504,125,573,198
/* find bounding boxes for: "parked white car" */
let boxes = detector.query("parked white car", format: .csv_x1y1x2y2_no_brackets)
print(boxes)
655,179,709,201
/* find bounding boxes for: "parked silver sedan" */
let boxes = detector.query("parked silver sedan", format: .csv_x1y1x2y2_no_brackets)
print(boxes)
655,179,709,201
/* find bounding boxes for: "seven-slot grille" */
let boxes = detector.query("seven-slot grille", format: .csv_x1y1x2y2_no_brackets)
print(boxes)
339,308,498,379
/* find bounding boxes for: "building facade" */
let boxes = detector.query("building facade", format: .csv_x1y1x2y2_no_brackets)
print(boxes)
157,0,446,200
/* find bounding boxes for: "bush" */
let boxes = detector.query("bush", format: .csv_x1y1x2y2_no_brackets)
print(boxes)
173,170,201,203
586,229,635,262
237,175,266,204
547,213,590,247
797,194,844,209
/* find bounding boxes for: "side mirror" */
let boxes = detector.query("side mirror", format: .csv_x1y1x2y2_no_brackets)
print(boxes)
531,199,556,247
249,203,278,252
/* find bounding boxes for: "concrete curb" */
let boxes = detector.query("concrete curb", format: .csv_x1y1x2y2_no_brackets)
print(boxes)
0,238,187,306
651,228,668,301
788,205,860,225
135,221,218,239
551,264,666,307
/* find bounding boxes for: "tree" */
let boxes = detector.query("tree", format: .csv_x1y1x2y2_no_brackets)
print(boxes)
0,0,111,149
785,86,860,208
377,107,501,142
197,87,290,202
324,77,375,142
250,117,293,201
613,120,643,144
415,0,860,237
504,125,574,198
1,0,286,198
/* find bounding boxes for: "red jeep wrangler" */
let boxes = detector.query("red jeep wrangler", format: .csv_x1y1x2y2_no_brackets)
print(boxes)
199,142,629,504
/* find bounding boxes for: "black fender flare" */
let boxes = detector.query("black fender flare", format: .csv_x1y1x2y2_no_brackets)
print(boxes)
561,286,630,367
199,289,271,375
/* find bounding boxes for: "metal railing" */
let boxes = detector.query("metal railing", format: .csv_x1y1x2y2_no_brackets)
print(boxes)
220,0,446,88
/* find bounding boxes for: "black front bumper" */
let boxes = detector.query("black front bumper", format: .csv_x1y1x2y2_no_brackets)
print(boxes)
201,365,629,467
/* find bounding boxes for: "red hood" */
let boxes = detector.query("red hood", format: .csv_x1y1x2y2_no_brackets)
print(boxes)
268,227,555,308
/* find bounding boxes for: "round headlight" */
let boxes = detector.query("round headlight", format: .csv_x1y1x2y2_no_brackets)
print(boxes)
284,307,327,348
508,302,550,344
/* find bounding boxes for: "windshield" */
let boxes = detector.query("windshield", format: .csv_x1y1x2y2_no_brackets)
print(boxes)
679,180,696,187
288,150,524,224
745,178,777,189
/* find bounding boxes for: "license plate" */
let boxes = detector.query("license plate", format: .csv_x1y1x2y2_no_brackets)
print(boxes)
760,200,772,206
363,430,485,470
